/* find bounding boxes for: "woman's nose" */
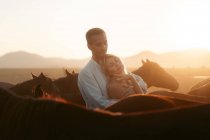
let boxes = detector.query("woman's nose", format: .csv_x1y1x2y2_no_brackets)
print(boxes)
115,62,121,68
102,45,107,50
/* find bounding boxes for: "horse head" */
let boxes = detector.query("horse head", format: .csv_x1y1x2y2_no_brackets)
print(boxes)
10,72,60,97
54,69,85,105
132,59,179,91
54,70,79,94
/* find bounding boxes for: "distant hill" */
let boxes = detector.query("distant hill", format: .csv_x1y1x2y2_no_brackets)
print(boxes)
0,51,89,68
123,48,210,68
0,48,210,68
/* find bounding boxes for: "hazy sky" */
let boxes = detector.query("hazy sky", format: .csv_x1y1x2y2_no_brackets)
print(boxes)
0,0,210,59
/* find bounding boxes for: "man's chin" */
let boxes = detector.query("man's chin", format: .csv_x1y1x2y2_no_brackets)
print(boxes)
98,54,106,59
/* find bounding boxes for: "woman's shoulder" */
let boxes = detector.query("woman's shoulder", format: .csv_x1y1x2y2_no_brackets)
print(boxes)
128,72,141,78
128,72,146,83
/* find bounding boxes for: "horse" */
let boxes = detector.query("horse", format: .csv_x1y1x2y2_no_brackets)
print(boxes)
53,69,85,105
1,87,210,139
147,78,210,105
10,73,60,98
190,78,210,91
188,81,210,98
0,82,14,89
32,83,70,104
105,94,177,113
132,59,179,91
105,91,206,113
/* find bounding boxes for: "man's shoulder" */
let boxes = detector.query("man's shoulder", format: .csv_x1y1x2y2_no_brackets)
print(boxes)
78,59,97,77
79,61,93,73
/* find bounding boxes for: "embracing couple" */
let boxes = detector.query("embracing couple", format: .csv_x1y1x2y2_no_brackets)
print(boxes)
77,28,147,109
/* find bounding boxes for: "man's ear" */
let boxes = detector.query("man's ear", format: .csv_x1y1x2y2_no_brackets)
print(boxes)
87,43,92,50
87,43,91,50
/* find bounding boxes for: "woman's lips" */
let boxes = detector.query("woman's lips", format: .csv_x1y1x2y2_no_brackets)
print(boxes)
116,66,123,74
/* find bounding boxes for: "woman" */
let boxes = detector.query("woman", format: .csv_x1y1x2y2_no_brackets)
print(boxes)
103,54,147,99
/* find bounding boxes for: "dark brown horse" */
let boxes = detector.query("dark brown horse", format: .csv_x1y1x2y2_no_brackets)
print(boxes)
0,82,14,89
105,92,205,113
10,73,60,98
1,87,210,139
132,59,179,90
105,94,177,113
53,70,85,105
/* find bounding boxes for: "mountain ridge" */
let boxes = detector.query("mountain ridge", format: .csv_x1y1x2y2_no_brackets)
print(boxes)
0,48,210,68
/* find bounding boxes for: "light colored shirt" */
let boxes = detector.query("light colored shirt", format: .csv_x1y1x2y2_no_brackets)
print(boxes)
77,58,118,109
129,72,148,93
107,72,148,99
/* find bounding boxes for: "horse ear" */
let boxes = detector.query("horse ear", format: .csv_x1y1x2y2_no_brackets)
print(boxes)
146,59,150,63
72,70,75,74
31,73,37,79
65,69,71,76
141,59,146,65
39,72,45,78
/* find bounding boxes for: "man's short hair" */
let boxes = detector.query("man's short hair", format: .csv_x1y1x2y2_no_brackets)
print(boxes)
86,28,106,44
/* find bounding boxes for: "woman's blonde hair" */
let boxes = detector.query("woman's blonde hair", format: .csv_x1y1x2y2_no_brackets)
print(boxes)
102,54,128,78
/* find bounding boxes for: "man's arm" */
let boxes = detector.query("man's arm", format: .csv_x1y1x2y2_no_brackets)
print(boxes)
78,71,117,109
108,80,129,99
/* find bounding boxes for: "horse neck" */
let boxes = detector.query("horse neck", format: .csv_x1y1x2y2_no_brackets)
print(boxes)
133,67,152,87
54,77,64,87
54,77,72,93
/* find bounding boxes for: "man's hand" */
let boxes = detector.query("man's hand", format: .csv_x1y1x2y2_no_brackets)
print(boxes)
113,74,134,89
113,74,130,80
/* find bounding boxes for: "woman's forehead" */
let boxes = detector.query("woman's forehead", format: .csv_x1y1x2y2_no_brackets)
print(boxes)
106,56,121,64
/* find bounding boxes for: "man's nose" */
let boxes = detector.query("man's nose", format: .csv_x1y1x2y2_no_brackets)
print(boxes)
101,45,107,50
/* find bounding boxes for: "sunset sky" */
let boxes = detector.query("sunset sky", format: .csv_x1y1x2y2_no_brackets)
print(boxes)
0,0,210,59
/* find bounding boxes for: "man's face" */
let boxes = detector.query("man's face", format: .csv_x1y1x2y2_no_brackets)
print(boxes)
88,33,108,59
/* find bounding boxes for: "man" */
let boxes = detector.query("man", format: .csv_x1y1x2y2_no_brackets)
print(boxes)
77,28,118,109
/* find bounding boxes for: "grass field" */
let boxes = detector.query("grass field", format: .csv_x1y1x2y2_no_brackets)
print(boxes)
0,67,209,93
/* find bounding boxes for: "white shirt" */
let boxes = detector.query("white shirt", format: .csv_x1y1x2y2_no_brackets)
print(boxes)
77,58,118,109
129,72,148,93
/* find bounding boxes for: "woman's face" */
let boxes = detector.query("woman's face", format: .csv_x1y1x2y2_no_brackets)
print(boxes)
105,56,125,75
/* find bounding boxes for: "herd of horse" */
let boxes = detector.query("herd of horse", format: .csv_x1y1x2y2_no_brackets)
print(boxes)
1,59,210,139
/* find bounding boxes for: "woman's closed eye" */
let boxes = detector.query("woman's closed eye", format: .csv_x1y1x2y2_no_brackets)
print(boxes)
108,62,114,68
